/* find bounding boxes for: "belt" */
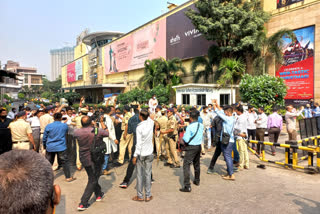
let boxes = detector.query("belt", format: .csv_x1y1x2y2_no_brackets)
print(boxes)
12,141,30,144
270,127,280,129
31,127,40,129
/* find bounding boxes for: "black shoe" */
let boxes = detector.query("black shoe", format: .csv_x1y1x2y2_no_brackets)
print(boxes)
119,182,128,189
77,204,89,211
179,187,191,192
193,181,200,186
164,163,173,167
113,162,123,167
170,164,180,168
160,155,165,161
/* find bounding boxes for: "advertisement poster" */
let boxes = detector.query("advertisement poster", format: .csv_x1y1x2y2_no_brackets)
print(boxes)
276,26,314,104
67,61,76,83
166,5,214,60
277,0,303,9
104,19,166,74
75,59,83,80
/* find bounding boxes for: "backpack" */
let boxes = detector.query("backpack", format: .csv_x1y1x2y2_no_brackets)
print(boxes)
90,127,106,164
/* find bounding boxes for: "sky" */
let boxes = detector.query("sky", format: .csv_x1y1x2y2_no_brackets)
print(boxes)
0,0,188,79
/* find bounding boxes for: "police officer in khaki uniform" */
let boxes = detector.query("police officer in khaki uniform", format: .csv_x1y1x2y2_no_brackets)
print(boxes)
156,108,168,160
161,108,180,168
116,105,133,165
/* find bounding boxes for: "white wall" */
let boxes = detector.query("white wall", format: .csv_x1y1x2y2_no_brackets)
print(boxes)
175,86,236,106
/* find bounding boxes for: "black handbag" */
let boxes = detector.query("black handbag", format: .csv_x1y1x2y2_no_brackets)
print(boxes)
221,121,235,145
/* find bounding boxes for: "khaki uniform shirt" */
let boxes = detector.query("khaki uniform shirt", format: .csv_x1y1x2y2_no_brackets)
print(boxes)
157,115,168,131
40,113,54,133
121,112,132,131
167,115,178,137
73,115,84,129
8,119,32,142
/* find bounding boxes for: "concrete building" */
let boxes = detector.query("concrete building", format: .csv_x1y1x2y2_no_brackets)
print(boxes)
5,60,43,88
0,69,23,100
50,47,74,81
61,0,320,105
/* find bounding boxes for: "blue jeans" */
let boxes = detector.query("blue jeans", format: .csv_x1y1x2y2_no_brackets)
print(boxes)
102,154,109,170
233,141,240,163
221,142,234,176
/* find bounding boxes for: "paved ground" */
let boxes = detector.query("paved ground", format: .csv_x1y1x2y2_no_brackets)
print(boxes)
55,133,320,214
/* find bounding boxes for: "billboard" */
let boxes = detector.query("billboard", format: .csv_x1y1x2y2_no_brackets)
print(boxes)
104,19,166,74
276,26,315,104
67,62,76,83
277,0,303,9
75,58,83,80
166,5,214,60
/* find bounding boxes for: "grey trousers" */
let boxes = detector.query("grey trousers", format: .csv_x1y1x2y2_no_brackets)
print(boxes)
32,127,40,152
136,154,153,199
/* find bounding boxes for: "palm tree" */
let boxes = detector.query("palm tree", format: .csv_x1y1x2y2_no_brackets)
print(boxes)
160,57,186,85
139,59,165,89
254,28,295,75
217,58,246,103
191,45,222,83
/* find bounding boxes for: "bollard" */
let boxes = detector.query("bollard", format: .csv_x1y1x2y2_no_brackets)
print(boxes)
285,140,298,169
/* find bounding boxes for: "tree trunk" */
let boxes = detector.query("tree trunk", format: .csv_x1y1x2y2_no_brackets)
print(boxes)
245,55,254,75
231,84,234,105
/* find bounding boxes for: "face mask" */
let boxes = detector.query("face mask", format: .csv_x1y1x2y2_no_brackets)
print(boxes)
0,115,7,119
153,97,156,99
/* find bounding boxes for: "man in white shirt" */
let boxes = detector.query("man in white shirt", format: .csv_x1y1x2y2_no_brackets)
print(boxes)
200,106,214,151
246,106,258,150
148,94,158,114
255,107,268,155
29,110,43,152
132,109,154,202
234,106,249,169
285,105,303,141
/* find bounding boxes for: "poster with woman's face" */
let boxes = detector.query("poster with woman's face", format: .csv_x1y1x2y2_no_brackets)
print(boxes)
277,0,303,9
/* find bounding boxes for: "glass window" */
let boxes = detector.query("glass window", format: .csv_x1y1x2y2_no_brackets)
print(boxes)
220,94,230,106
182,94,190,105
196,94,206,106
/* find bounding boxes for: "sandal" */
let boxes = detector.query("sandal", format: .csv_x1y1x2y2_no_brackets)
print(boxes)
145,196,153,202
66,177,77,182
132,196,144,202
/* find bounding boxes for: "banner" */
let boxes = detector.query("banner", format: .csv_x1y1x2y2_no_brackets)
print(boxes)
277,0,303,9
104,19,166,74
166,5,214,60
276,26,315,103
67,62,76,83
75,59,83,80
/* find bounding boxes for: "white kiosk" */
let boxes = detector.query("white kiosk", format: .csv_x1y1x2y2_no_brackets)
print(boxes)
173,83,237,106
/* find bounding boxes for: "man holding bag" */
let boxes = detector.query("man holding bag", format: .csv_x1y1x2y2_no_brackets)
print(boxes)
179,110,204,193
212,100,236,181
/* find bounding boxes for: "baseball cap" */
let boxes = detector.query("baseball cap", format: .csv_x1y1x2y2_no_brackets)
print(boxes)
16,111,26,117
167,108,174,113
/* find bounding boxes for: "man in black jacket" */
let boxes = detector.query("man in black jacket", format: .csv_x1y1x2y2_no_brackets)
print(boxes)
207,115,223,174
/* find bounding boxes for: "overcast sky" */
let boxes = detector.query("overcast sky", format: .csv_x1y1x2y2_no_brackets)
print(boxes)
0,0,188,79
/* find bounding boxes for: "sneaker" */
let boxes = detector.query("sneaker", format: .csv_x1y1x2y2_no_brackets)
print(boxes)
207,169,215,174
119,182,128,189
164,162,173,167
77,204,89,211
151,178,155,184
96,192,105,202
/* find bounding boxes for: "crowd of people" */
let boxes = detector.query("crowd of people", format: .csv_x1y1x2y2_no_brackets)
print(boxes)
0,95,316,213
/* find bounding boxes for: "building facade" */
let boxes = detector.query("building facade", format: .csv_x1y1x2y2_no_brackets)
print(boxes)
61,0,320,105
50,47,74,81
5,60,43,88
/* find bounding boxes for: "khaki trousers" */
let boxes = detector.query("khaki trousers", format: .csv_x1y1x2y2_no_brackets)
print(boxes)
118,133,133,164
12,142,30,150
288,130,297,141
165,136,180,166
155,134,166,157
237,138,249,168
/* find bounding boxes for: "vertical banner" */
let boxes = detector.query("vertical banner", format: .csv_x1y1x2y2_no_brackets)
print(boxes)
67,62,76,83
104,19,166,74
277,0,303,9
276,26,315,104
166,5,214,60
75,59,83,80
